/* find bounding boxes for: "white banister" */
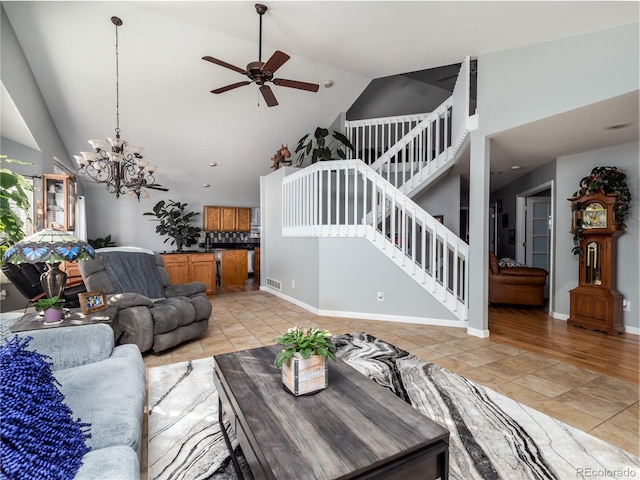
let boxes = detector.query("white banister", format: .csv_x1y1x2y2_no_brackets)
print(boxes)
344,56,477,198
282,160,469,321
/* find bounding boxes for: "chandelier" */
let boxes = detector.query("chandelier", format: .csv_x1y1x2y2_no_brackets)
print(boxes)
75,16,167,200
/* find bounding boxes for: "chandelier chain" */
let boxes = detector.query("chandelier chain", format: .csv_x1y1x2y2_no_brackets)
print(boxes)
115,20,120,136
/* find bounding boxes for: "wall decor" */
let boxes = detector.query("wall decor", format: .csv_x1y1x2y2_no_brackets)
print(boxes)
502,213,508,228
497,199,503,213
508,229,515,244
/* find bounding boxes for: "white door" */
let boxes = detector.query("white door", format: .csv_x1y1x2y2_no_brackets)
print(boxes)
526,197,551,295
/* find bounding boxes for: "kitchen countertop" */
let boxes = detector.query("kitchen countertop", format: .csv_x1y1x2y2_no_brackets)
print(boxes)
159,243,260,254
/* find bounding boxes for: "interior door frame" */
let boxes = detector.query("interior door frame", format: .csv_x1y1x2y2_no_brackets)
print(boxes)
516,180,554,314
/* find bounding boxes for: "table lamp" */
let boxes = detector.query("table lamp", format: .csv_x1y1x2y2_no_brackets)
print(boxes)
2,227,95,299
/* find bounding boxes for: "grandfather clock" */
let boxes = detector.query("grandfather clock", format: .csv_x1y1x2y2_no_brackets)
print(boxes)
568,192,624,334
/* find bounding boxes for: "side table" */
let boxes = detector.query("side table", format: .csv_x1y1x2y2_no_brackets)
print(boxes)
10,305,118,333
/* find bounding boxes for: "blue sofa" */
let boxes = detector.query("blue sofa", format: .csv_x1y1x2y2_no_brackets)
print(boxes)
1,316,146,479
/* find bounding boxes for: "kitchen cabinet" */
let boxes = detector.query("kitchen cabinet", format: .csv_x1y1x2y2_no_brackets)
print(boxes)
220,249,248,286
43,174,76,231
161,253,216,296
203,206,251,232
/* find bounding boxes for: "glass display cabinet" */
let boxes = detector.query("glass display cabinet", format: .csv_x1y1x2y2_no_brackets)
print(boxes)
42,174,76,232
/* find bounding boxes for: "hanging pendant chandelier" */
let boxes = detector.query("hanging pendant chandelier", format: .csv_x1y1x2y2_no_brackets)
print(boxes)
75,16,167,200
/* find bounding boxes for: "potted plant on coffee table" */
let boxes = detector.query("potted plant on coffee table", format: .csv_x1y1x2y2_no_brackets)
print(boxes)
294,127,354,166
273,326,337,396
35,296,66,324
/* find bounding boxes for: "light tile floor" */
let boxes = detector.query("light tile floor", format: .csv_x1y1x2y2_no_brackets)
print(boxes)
142,291,639,478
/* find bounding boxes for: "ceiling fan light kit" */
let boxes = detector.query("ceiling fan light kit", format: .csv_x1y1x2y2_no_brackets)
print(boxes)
203,3,319,107
75,16,167,200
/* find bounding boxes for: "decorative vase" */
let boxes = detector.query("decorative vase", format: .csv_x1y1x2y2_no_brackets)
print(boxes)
281,353,327,396
43,307,63,324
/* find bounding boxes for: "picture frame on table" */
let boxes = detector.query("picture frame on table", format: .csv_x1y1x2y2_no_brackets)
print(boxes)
79,290,108,314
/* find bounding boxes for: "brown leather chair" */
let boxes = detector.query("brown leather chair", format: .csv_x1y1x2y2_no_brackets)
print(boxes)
488,251,548,306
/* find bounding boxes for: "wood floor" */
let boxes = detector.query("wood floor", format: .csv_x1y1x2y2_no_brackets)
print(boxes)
488,305,639,385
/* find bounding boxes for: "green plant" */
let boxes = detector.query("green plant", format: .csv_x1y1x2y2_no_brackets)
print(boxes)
273,326,337,368
143,200,202,252
35,296,65,311
294,127,354,166
88,235,117,249
570,166,631,255
0,156,34,255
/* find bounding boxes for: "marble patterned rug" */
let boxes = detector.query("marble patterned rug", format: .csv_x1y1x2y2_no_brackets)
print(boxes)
147,333,639,480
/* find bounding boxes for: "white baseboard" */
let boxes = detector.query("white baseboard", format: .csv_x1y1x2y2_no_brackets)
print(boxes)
260,286,467,329
467,327,490,338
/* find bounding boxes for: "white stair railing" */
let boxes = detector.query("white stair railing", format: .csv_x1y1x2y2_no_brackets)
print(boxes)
282,160,469,321
344,56,477,197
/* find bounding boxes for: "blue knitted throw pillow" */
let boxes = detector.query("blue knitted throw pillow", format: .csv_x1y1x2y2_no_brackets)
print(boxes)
0,336,91,480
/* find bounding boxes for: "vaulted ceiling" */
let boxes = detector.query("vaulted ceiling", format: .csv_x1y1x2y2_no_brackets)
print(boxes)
2,1,638,204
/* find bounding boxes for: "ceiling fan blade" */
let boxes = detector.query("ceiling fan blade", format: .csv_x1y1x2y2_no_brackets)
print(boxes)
259,85,279,107
262,50,290,75
211,81,251,94
202,56,247,75
273,78,320,92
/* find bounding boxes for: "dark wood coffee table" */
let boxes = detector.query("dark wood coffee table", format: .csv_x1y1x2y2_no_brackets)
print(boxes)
213,345,449,480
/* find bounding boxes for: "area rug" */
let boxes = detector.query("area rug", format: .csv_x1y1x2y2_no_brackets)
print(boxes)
147,333,639,480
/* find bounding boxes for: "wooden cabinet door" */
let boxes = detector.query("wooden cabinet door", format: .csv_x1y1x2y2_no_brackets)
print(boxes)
161,254,190,285
190,253,216,296
204,206,222,231
221,250,248,286
237,208,251,232
221,207,237,231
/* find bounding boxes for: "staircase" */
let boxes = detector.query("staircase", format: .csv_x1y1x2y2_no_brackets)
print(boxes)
281,57,477,321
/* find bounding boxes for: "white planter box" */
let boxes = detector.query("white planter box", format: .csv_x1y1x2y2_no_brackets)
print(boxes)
281,353,327,396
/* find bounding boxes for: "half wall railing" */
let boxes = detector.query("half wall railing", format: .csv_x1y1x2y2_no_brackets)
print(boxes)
282,160,469,321
345,56,477,197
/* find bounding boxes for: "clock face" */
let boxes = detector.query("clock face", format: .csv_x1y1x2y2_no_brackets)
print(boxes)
583,203,607,229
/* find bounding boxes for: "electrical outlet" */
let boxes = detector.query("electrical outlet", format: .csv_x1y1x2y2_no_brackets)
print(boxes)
623,299,630,312
377,291,384,302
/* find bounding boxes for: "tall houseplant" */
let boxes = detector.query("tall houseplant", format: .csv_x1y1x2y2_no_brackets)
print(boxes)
144,200,202,252
0,156,33,256
294,127,354,166
570,166,631,255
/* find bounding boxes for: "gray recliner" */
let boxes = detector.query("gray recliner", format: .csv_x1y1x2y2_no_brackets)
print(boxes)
78,248,211,354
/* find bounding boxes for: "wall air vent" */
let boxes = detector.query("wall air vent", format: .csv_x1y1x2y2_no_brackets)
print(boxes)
266,277,282,291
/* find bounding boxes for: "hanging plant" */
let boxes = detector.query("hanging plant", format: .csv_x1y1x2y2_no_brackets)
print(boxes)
570,166,631,255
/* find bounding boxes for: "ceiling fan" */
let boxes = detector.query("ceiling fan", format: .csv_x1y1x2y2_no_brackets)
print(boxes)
202,3,319,107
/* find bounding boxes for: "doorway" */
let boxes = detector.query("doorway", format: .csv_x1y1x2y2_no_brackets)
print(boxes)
516,181,554,313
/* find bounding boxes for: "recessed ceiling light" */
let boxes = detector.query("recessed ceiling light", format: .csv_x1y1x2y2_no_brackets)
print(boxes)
202,184,210,188
324,80,334,88
210,162,218,167
605,123,631,130
511,165,521,170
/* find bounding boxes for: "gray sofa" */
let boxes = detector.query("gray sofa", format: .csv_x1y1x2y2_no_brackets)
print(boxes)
79,248,211,353
1,317,145,479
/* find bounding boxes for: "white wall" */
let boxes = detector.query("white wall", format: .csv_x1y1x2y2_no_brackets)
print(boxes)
555,142,639,330
412,174,461,236
466,23,639,334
